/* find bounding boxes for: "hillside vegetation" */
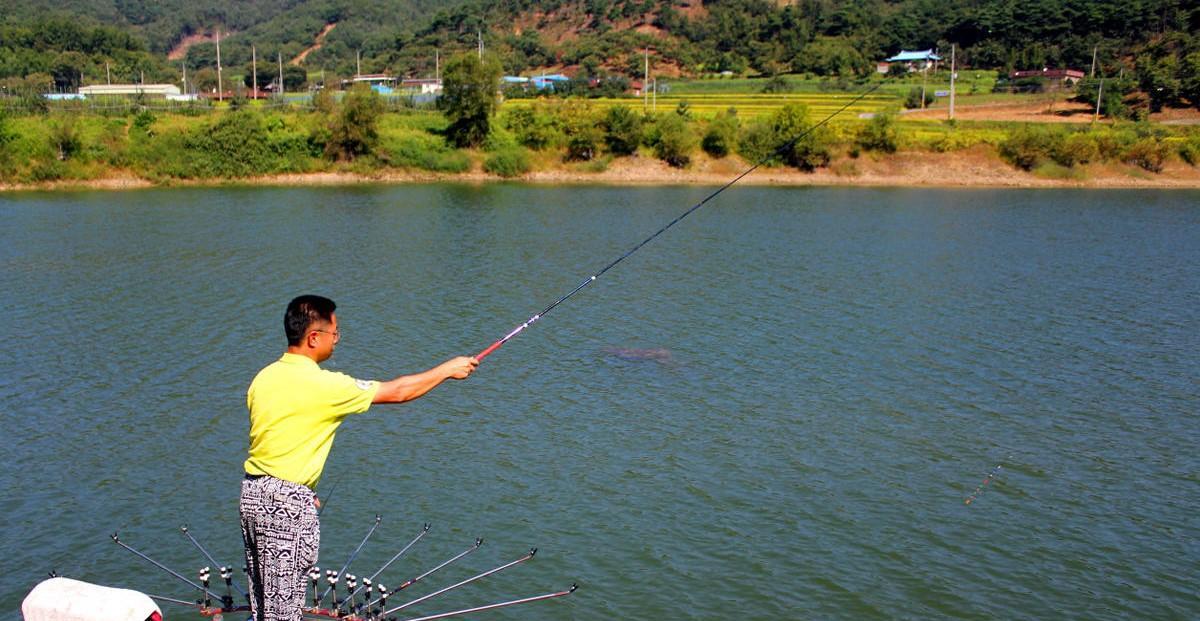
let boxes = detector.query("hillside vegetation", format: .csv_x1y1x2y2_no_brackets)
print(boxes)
2,0,1199,114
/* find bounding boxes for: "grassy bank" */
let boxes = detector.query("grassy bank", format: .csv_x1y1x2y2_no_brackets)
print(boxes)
2,95,1199,189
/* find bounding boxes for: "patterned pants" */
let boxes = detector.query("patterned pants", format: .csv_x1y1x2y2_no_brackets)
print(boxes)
240,475,320,621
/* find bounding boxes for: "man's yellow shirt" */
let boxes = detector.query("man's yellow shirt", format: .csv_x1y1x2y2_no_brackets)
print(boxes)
244,353,379,488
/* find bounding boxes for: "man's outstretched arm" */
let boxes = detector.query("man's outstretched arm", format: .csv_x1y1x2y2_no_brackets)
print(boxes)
373,356,478,404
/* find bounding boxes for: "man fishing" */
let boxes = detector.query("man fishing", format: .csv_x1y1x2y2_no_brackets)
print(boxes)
240,294,478,621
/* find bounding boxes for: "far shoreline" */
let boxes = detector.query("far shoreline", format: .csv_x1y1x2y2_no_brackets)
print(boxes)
4,149,1200,193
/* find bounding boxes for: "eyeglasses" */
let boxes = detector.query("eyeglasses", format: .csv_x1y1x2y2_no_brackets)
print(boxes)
312,328,340,341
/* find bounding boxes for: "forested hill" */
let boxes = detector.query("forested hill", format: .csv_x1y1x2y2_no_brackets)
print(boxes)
0,0,463,71
3,0,1200,109
412,0,1197,74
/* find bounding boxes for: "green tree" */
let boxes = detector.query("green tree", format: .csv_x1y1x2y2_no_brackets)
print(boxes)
602,105,643,155
770,104,830,171
651,113,697,168
857,111,898,154
1183,52,1200,109
701,109,739,158
283,65,307,92
326,84,382,161
441,53,502,148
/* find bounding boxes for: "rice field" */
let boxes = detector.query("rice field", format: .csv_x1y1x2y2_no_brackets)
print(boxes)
502,92,903,120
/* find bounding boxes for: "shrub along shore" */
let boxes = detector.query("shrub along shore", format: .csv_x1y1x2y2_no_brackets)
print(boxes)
3,90,1200,191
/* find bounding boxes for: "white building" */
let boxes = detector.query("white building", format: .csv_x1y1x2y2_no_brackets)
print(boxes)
79,84,182,97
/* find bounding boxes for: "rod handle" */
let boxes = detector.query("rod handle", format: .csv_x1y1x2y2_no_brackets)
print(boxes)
476,340,503,361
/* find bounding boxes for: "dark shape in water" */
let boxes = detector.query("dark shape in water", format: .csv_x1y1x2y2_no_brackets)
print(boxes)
602,347,672,362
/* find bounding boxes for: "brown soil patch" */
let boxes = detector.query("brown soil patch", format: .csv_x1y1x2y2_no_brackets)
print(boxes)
7,150,1199,192
168,32,222,61
904,99,1100,123
292,23,336,66
1151,107,1200,125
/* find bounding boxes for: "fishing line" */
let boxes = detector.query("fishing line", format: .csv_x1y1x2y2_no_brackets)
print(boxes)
475,81,885,362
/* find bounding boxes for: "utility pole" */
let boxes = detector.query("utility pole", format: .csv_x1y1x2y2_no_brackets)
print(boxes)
949,44,956,120
278,53,284,100
1090,45,1098,78
477,29,483,59
182,63,187,95
1094,77,1104,122
643,48,649,112
356,49,361,77
252,45,258,97
921,60,928,109
216,29,223,102
106,62,111,84
435,49,440,82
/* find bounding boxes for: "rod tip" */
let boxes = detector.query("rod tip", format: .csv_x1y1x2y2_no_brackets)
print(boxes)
529,547,537,557
569,583,579,593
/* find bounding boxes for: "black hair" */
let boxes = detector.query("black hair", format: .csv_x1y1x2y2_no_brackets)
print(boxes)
284,295,336,346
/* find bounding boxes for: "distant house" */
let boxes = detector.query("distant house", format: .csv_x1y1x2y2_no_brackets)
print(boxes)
79,84,182,98
531,74,570,91
400,78,442,94
884,49,942,72
1009,68,1085,91
340,74,397,91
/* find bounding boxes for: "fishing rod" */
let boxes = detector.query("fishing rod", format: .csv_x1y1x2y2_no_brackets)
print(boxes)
474,82,884,362
363,538,483,610
391,584,578,621
111,533,223,603
377,548,537,617
343,522,431,603
179,524,248,602
317,471,343,517
318,514,382,604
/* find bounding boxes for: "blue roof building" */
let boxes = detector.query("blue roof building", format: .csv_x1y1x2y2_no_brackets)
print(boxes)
886,49,942,62
883,49,941,72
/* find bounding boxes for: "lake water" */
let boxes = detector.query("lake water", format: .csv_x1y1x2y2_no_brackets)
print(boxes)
1,185,1197,621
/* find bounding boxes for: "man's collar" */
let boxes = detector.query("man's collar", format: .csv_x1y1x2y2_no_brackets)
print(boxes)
280,352,319,366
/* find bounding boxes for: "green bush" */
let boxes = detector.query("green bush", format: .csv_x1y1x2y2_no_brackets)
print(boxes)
482,124,520,152
737,120,778,164
1178,134,1200,166
760,75,792,93
565,122,601,161
483,147,531,177
602,105,643,155
1091,127,1137,161
904,87,933,109
380,131,470,172
770,104,831,171
1124,138,1170,173
650,113,698,168
999,125,1063,170
502,106,560,150
856,112,898,154
47,115,83,161
132,110,156,134
701,110,739,158
1053,132,1099,167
